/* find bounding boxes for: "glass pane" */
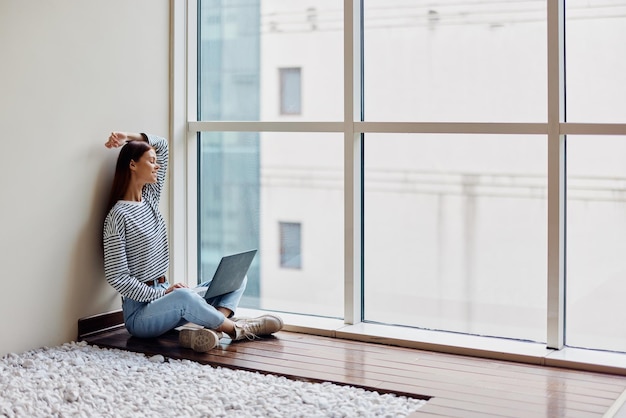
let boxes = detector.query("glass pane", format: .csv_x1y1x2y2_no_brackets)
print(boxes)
198,0,343,122
364,134,547,342
566,1,626,123
363,1,547,122
198,132,344,318
566,136,626,352
198,132,260,307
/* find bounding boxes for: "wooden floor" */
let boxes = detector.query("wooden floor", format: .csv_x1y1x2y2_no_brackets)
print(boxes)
79,314,626,417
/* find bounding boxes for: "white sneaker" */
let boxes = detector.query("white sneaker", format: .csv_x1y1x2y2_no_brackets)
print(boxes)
179,328,222,352
230,315,284,341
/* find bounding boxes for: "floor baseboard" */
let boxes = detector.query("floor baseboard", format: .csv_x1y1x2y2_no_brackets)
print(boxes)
77,310,124,339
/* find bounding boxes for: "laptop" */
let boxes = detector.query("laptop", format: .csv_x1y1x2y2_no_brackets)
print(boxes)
202,249,257,299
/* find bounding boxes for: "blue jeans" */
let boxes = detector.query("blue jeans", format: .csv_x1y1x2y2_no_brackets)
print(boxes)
122,276,247,338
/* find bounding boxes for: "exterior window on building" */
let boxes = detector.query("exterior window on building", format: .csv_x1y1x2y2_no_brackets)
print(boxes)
280,222,302,269
279,67,302,115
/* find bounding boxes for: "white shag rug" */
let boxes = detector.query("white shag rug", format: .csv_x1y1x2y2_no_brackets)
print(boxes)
0,342,426,417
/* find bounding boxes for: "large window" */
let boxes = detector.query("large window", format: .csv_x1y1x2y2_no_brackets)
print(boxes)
186,0,626,355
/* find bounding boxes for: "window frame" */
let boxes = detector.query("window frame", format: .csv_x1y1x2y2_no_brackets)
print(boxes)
171,0,626,367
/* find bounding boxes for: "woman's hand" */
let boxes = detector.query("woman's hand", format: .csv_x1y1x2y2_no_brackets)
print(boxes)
104,132,129,149
105,132,144,149
165,283,188,294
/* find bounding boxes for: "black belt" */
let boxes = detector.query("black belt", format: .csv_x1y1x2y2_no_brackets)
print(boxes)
145,276,166,287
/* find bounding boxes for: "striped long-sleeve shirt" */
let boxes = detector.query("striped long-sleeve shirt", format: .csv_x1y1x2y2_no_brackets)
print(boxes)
103,134,169,302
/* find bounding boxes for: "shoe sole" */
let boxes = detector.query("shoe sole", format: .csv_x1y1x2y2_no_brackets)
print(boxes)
179,328,220,352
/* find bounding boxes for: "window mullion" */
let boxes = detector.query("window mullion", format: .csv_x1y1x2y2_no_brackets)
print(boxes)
344,0,363,324
171,0,193,286
547,0,566,349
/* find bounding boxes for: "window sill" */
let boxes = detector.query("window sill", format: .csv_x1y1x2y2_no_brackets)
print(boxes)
237,307,626,376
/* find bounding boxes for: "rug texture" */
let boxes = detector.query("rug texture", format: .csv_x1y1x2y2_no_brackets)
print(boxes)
0,342,425,417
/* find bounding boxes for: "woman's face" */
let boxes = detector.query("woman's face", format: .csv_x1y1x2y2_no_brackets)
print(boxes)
132,149,159,184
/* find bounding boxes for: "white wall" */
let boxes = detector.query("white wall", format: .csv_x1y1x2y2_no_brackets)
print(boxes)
0,0,170,356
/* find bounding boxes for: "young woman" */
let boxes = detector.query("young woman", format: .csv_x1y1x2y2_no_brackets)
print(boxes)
102,132,282,352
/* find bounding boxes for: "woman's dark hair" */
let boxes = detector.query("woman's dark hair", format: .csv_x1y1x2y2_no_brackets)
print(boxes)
106,140,153,214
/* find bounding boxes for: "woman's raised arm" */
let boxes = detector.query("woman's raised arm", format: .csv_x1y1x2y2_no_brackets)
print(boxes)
104,132,146,149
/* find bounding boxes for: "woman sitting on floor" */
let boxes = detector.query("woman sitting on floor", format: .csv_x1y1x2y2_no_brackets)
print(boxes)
102,131,282,352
